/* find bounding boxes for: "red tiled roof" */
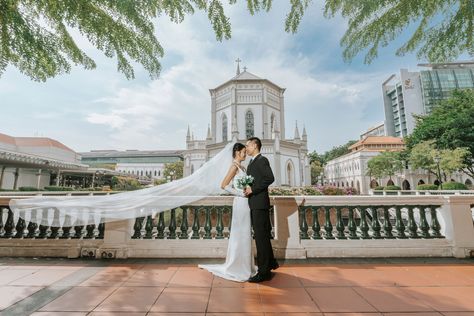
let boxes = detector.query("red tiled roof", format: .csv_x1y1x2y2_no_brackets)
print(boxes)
0,132,75,152
349,136,405,150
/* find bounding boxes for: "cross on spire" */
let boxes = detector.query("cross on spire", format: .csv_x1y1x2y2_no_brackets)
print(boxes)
235,58,242,75
243,66,247,72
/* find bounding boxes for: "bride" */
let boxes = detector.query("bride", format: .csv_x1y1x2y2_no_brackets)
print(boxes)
199,143,257,282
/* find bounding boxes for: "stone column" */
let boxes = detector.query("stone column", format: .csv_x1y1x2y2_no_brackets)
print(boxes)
441,196,474,258
56,170,61,186
13,167,19,190
36,169,42,189
0,166,5,189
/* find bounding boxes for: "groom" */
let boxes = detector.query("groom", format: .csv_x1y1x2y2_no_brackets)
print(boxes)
244,137,279,282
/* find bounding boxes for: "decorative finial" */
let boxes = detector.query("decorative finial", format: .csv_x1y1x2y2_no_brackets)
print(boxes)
243,66,247,72
235,58,242,75
294,121,300,140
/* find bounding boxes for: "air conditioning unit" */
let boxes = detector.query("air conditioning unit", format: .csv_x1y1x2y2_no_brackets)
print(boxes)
100,249,117,259
81,248,97,258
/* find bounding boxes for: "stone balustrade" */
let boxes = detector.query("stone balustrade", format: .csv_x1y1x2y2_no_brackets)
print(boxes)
0,193,473,259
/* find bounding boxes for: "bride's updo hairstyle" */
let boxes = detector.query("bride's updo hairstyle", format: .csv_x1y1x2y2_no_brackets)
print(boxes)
232,143,246,158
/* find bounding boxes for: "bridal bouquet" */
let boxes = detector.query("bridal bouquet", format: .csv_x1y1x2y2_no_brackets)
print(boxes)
236,175,254,190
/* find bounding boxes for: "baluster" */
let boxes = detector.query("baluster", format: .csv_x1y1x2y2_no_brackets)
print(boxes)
429,205,442,238
168,209,177,239
131,217,144,239
228,207,232,233
61,215,72,239
97,222,105,239
348,207,358,239
49,209,60,239
311,207,322,239
216,207,224,239
38,224,49,239
419,206,431,238
371,206,382,239
383,206,394,238
407,206,419,238
144,215,153,239
203,207,212,239
395,206,406,239
27,219,38,238
300,207,309,239
14,217,26,239
191,207,200,239
359,207,370,239
82,224,94,239
179,207,189,239
155,212,164,239
3,208,14,238
73,225,83,239
0,208,4,237
324,207,334,239
335,207,345,239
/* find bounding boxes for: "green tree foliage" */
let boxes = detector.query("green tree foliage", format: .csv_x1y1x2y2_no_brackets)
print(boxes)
310,160,323,185
406,89,474,178
409,140,468,181
366,151,404,181
163,161,184,180
110,176,142,191
0,0,311,81
324,0,474,63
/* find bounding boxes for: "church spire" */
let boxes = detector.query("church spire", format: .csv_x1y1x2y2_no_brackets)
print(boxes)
206,124,212,140
186,125,191,142
235,58,242,76
302,125,307,141
294,121,300,140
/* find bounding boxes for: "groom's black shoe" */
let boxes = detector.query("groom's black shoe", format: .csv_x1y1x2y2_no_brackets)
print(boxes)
271,260,279,271
248,272,273,283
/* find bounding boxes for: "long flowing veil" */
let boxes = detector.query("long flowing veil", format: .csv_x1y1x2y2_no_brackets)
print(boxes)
9,143,234,227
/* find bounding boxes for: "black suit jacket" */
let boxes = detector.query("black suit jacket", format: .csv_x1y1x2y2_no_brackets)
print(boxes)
247,154,275,210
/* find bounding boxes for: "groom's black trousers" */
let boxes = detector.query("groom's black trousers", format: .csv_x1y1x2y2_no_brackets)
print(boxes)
251,208,275,274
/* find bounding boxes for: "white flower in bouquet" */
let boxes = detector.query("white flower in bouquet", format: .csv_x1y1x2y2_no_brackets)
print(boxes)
236,175,254,190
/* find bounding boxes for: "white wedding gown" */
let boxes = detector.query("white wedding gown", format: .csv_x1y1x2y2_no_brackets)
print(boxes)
199,167,257,282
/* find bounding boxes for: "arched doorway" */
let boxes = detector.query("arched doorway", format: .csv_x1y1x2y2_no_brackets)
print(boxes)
370,179,379,188
356,180,361,193
434,179,440,186
387,179,395,186
286,160,295,187
465,179,473,188
418,179,425,185
402,180,411,190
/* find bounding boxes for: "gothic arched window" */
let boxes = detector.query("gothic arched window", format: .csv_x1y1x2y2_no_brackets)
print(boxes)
245,110,254,139
222,114,228,142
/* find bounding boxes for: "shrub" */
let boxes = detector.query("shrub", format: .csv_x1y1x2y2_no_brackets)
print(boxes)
111,176,142,191
44,186,73,191
441,182,468,190
154,178,167,186
320,186,344,195
385,185,401,191
343,187,358,195
19,186,41,191
374,186,385,191
416,184,439,190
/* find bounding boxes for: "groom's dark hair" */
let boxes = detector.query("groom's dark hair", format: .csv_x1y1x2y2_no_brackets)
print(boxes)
247,137,262,151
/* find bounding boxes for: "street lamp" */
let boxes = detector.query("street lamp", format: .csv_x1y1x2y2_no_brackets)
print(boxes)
434,155,443,189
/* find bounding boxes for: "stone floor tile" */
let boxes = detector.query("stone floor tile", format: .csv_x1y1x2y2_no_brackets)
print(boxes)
30,313,87,316
88,313,146,316
123,268,176,287
259,287,319,313
406,287,474,312
354,287,434,313
306,287,377,313
94,286,163,312
381,313,442,316
148,313,204,316
322,313,382,316
207,287,262,313
294,267,358,287
30,313,88,316
0,286,43,310
9,269,76,286
168,269,213,287
257,269,303,288
39,286,116,312
150,287,210,313
211,275,258,288
442,313,474,316
0,269,37,285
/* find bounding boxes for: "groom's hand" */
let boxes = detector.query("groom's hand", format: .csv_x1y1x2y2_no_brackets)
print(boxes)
244,187,252,196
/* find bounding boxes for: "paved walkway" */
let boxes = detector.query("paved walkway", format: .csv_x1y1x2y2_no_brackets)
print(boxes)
0,258,473,315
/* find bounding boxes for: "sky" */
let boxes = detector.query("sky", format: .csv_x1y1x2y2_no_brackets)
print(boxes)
0,1,424,154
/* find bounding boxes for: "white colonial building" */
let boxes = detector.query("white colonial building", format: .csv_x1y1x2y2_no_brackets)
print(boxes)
184,67,311,186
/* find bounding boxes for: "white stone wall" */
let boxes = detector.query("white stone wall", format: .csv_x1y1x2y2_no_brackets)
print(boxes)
116,163,166,179
0,168,51,189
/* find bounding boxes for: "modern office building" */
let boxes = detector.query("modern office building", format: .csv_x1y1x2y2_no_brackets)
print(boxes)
383,61,474,137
